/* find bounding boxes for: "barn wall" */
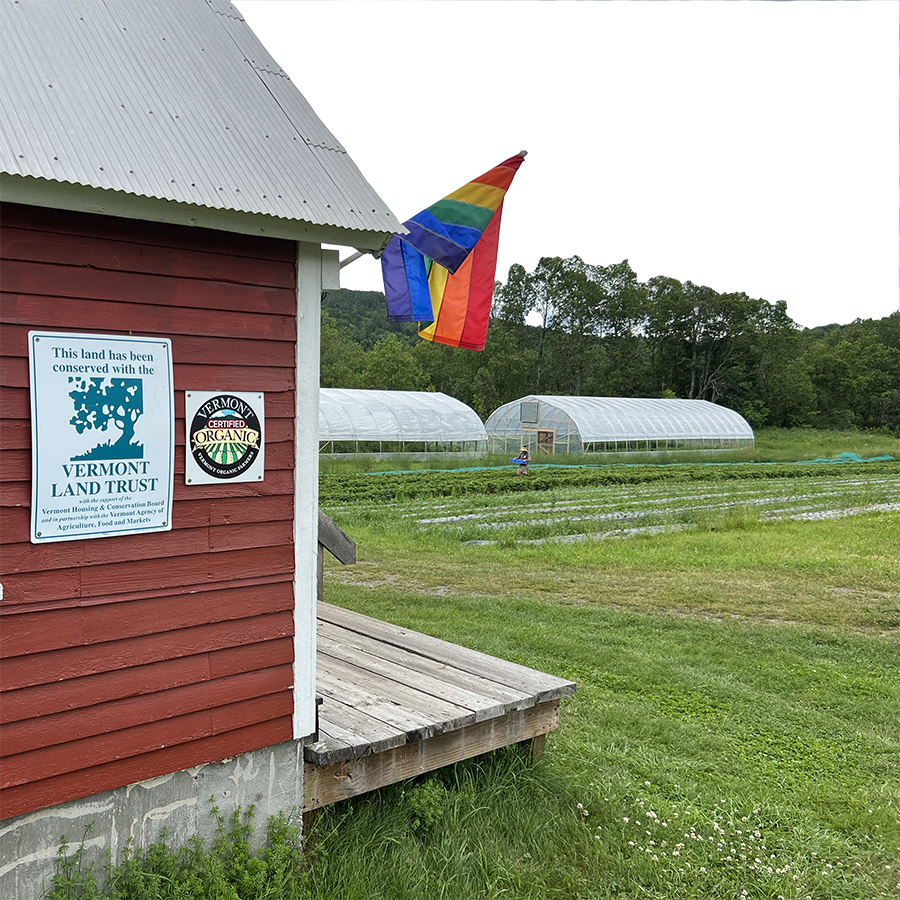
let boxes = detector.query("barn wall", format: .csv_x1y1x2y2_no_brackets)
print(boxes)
0,203,300,820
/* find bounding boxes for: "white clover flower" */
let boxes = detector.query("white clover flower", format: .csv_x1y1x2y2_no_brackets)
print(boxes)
699,866,706,873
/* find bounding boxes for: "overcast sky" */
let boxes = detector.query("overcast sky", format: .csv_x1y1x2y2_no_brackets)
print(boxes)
369,76,824,250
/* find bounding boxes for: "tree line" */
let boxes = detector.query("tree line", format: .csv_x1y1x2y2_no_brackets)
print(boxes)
321,257,898,432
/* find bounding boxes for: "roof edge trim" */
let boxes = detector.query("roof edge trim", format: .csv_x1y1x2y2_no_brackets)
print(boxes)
0,174,399,251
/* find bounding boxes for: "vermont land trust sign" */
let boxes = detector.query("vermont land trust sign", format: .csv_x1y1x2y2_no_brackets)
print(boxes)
28,331,175,543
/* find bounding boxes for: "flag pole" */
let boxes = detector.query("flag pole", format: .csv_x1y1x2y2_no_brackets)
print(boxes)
339,250,367,268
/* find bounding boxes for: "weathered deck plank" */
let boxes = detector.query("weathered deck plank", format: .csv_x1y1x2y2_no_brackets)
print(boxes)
317,632,519,723
317,619,534,712
306,604,576,774
317,602,575,701
316,654,474,739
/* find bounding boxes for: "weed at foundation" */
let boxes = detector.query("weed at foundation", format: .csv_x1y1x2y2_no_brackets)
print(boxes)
43,802,308,899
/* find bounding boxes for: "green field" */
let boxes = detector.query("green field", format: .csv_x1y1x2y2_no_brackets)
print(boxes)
306,446,899,900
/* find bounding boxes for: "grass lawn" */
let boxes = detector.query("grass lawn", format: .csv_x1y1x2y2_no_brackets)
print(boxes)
304,459,899,899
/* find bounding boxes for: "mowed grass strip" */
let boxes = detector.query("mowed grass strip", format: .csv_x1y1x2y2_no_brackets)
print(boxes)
309,583,899,900
326,509,899,631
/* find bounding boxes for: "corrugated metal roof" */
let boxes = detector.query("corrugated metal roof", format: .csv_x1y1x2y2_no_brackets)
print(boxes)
0,0,401,237
238,6,412,219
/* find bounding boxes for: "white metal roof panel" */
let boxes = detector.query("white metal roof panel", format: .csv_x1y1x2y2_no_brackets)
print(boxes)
238,6,412,218
487,396,755,442
0,0,401,236
320,390,488,443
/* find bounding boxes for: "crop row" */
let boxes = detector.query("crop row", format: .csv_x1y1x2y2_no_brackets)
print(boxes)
318,460,898,506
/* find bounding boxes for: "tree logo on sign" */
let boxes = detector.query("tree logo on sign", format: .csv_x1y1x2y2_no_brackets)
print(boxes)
69,377,144,460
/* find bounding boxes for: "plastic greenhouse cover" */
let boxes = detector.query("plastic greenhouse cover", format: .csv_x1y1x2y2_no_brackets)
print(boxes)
319,389,487,442
486,396,755,441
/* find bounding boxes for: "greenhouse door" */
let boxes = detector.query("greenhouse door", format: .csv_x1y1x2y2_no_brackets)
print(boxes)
537,430,555,454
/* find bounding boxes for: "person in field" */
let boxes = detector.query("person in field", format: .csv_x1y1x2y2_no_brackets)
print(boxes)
517,446,530,476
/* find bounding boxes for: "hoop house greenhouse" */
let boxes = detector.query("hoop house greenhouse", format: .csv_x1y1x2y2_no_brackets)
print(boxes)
485,396,755,455
319,389,487,455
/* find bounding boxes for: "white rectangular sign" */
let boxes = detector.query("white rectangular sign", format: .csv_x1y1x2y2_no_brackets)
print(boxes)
29,331,174,543
184,391,265,485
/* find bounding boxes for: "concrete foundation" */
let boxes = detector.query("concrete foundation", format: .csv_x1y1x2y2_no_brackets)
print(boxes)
0,739,305,900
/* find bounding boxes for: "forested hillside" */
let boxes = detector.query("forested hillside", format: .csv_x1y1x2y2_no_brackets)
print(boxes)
321,256,898,432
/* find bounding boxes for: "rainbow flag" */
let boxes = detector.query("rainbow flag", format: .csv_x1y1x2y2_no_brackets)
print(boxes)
381,153,526,351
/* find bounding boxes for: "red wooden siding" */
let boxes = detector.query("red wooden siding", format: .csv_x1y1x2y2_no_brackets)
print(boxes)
0,203,299,819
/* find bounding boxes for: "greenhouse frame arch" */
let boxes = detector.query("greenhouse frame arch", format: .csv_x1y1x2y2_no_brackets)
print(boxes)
485,396,755,455
319,389,488,456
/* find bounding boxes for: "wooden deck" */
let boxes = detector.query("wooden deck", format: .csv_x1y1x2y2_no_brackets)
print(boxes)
302,603,576,812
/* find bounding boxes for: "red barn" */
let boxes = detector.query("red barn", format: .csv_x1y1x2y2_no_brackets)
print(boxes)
0,1,401,894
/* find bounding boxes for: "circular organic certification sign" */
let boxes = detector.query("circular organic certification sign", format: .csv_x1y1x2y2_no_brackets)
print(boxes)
184,391,265,484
